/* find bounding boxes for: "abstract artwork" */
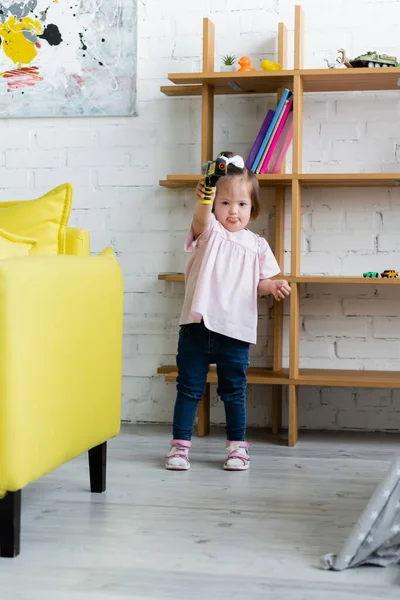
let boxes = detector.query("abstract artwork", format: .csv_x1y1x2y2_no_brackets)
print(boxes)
0,0,137,117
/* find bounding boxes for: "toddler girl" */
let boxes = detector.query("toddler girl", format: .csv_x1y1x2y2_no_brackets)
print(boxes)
165,152,291,471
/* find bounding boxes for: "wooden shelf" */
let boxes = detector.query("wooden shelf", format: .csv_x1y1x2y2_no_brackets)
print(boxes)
301,67,400,93
158,274,400,284
300,173,400,187
161,68,400,97
160,173,400,189
158,366,400,389
164,70,294,96
157,365,290,385
293,276,400,284
296,369,400,389
158,273,185,282
159,174,294,188
161,85,203,97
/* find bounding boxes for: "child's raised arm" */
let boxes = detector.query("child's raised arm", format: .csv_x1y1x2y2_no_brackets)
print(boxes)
192,179,216,239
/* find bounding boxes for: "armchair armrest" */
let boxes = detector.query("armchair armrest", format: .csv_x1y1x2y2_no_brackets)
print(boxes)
0,251,123,495
65,227,90,256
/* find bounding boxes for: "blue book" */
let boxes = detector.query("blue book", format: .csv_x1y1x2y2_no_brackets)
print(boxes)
251,88,293,172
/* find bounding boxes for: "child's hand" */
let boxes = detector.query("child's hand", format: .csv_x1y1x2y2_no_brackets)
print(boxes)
195,179,216,204
270,279,291,301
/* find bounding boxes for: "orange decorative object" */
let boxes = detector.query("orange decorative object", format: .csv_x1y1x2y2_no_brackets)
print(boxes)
237,56,256,72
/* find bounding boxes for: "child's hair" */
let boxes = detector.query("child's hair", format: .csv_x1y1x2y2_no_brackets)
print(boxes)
217,151,260,220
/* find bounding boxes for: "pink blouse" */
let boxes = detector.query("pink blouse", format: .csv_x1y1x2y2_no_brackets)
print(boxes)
179,214,280,344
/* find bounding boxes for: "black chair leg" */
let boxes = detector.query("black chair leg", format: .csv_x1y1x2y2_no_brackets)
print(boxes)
0,490,21,558
88,442,107,493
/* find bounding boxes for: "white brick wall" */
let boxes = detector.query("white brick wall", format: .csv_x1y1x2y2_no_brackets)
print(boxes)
3,0,400,432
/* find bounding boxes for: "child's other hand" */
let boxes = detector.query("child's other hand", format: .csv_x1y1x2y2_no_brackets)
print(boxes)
195,179,216,204
270,279,291,301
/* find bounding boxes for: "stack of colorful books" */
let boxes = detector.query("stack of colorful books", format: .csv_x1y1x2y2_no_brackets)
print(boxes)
245,89,293,174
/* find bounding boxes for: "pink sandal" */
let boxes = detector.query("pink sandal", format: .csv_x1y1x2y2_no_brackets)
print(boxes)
224,441,250,471
165,439,191,471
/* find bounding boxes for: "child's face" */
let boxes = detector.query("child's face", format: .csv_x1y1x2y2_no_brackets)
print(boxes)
214,177,252,232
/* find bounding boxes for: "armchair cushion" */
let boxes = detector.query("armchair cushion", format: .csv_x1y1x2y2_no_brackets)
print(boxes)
0,183,72,255
0,229,36,259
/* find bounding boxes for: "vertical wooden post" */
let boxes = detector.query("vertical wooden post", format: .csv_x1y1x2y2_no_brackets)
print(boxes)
202,18,215,73
272,386,282,435
291,180,302,276
202,88,214,164
288,2,304,445
197,383,211,437
292,75,304,175
201,18,215,165
278,22,288,69
288,176,301,443
277,22,288,174
272,185,285,434
289,282,300,380
274,186,286,271
272,187,285,352
270,18,289,434
289,181,301,382
288,385,299,447
294,5,304,70
199,18,214,433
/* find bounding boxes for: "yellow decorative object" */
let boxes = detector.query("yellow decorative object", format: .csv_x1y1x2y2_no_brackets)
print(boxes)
0,183,73,255
0,228,36,259
0,16,43,65
0,230,124,546
260,59,282,71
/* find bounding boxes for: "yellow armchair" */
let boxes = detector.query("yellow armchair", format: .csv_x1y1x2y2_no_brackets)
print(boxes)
0,228,123,558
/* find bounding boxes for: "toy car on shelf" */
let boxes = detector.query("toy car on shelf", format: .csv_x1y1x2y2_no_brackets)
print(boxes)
363,271,379,278
381,270,399,278
349,51,398,68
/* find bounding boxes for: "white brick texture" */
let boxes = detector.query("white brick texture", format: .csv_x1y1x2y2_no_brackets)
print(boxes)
3,0,400,432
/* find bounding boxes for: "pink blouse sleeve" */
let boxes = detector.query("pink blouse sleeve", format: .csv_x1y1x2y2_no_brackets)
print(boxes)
184,213,217,252
258,237,281,280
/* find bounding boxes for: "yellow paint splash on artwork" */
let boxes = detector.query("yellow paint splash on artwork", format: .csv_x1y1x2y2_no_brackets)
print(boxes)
0,16,44,65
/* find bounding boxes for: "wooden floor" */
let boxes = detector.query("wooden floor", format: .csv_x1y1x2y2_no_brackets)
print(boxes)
1,425,400,599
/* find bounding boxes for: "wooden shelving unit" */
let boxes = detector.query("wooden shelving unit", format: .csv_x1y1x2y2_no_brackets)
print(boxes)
158,5,400,446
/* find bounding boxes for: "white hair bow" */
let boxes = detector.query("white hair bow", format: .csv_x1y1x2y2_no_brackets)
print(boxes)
223,155,245,169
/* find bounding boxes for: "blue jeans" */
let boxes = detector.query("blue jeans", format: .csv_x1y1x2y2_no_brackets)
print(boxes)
173,322,250,441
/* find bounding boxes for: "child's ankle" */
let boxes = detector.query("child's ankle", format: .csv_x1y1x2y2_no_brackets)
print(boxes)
165,439,191,471
224,441,250,471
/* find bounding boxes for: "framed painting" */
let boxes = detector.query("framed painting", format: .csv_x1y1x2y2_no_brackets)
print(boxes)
0,0,137,117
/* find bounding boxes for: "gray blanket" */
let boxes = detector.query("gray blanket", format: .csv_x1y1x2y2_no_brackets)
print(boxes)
321,456,400,570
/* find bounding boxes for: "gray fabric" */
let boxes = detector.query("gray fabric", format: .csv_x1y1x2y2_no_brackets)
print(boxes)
321,456,400,571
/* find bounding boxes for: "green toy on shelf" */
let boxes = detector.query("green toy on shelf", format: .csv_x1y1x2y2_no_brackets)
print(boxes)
363,271,379,278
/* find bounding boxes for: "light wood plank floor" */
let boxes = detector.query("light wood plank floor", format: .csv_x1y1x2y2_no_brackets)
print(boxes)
1,425,400,599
